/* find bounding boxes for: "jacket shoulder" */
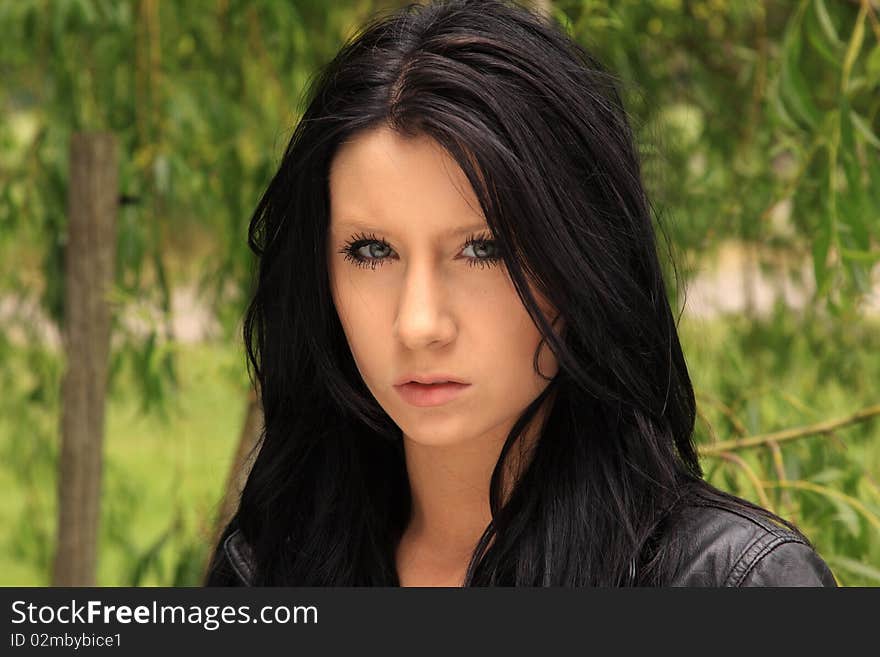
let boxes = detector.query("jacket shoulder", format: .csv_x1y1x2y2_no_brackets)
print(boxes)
665,501,837,587
204,528,255,587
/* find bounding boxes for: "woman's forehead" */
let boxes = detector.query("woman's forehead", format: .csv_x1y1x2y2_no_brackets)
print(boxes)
328,126,486,234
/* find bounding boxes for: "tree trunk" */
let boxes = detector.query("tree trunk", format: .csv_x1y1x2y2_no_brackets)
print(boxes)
202,384,264,578
52,133,118,586
532,0,552,16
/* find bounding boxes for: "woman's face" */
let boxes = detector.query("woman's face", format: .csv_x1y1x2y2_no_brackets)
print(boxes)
327,125,559,449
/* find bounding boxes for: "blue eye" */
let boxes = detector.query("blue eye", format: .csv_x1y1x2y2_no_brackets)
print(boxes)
338,231,503,270
461,234,501,268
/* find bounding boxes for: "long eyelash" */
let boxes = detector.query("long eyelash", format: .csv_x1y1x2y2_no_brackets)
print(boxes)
338,230,502,270
462,232,502,269
338,231,389,270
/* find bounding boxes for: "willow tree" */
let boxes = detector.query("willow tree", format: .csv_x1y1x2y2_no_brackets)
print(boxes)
1,0,877,584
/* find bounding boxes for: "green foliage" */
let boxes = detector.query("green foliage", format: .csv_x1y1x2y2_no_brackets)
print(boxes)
0,0,878,586
0,340,248,586
1,0,409,412
552,0,879,315
1,315,877,585
681,307,880,586
2,0,878,405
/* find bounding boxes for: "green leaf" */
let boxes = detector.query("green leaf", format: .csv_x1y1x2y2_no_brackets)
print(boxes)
850,112,880,150
842,6,866,88
838,99,870,250
839,248,880,263
769,78,801,132
813,0,843,48
847,259,872,295
810,467,845,484
780,14,822,130
829,496,862,537
812,200,833,295
805,20,841,67
827,556,880,584
839,98,855,156
806,0,843,67
69,0,97,27
126,523,175,586
867,43,880,85
867,148,880,208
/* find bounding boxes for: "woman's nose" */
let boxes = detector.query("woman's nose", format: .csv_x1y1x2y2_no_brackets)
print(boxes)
392,262,457,350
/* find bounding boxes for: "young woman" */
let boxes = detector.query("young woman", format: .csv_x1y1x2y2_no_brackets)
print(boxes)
205,0,837,587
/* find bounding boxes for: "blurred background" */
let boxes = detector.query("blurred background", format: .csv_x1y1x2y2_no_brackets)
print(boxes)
1,0,878,586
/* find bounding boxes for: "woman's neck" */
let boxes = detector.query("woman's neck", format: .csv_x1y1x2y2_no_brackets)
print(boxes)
395,397,553,586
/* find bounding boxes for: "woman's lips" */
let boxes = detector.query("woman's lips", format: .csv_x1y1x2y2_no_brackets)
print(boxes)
394,381,471,407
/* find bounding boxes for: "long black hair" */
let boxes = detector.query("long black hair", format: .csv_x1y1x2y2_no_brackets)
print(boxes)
207,0,807,585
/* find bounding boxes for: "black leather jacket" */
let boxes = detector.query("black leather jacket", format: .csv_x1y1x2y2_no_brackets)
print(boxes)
205,499,837,587
664,498,836,586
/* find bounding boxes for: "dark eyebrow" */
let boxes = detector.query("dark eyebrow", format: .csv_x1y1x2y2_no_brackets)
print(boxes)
331,221,491,239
